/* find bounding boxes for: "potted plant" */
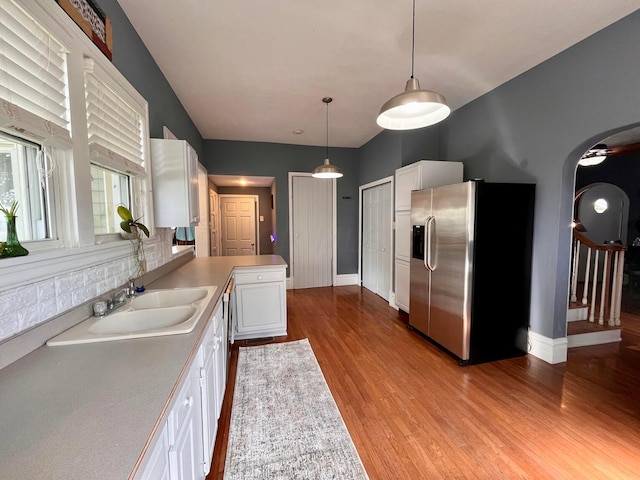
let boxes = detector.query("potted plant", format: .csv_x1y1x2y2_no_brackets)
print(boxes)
117,205,149,278
0,200,28,257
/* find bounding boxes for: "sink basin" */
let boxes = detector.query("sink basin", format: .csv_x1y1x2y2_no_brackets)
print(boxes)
46,285,217,346
130,287,208,309
88,305,197,334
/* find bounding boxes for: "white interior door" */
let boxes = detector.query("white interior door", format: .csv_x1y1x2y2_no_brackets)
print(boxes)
220,195,257,255
362,181,392,300
291,175,332,289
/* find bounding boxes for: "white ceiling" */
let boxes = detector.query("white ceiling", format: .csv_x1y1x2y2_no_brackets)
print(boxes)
117,1,640,149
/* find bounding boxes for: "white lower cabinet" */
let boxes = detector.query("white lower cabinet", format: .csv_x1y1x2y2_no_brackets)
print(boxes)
199,301,225,476
135,301,227,480
168,358,204,480
137,422,170,480
233,266,287,340
395,259,410,312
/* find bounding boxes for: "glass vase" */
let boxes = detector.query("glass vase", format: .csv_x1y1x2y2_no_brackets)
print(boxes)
2,215,29,257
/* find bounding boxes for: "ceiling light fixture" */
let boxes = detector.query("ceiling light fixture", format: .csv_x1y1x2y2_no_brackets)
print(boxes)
376,0,450,130
578,143,609,167
312,97,343,179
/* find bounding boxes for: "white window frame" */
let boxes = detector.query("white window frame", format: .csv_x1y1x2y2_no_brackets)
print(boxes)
0,0,155,293
83,56,151,243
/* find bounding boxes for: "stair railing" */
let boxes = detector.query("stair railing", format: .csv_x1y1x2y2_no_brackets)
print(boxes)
570,230,626,326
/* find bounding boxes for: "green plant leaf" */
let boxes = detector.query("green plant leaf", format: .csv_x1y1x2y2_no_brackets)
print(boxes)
0,200,18,218
120,220,132,233
136,223,150,237
117,205,133,221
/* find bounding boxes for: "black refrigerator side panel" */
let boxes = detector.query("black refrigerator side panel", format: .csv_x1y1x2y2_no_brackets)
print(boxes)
468,183,535,364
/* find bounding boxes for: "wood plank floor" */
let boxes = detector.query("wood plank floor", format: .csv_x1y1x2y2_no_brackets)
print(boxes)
207,286,640,479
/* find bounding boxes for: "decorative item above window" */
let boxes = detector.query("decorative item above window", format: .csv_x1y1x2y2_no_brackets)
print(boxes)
56,0,113,60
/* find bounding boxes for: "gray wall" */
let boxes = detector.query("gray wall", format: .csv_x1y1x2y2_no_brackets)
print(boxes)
96,0,640,342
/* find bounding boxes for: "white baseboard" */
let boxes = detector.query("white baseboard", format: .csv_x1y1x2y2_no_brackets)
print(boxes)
285,274,359,289
568,329,621,348
528,330,568,364
334,274,359,286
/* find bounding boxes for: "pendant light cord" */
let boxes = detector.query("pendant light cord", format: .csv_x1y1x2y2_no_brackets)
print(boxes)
326,100,329,158
410,0,415,79
323,97,332,158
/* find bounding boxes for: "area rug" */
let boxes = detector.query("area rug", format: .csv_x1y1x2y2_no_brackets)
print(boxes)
224,338,370,480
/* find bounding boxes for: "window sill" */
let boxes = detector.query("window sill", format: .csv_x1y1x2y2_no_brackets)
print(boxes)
0,241,132,293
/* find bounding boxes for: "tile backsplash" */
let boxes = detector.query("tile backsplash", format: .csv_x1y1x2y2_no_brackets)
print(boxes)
0,229,179,342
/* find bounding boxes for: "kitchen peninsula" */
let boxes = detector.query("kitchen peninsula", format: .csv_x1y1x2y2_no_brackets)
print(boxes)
0,255,287,480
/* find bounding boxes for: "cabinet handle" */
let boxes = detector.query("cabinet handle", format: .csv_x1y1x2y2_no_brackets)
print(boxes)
257,275,262,280
184,395,193,407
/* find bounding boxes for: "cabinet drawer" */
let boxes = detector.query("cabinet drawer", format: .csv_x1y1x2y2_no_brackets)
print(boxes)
234,269,284,284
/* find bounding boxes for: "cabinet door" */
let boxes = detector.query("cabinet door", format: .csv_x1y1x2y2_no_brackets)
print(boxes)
213,318,226,419
395,259,410,313
187,144,200,225
395,164,421,210
168,361,204,480
200,351,217,475
168,412,199,480
137,422,170,480
199,302,224,474
395,210,411,262
235,282,285,334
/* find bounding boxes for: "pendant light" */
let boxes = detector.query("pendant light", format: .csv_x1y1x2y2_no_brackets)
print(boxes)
376,0,450,130
312,97,343,179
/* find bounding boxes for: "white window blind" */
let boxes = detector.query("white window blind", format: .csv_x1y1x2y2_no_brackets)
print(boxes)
84,57,146,177
0,0,71,147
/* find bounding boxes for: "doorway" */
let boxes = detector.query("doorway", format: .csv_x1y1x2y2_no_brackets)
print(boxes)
219,195,259,255
289,173,334,289
568,128,640,349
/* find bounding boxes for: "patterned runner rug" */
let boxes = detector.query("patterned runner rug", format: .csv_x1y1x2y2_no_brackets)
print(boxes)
224,338,370,480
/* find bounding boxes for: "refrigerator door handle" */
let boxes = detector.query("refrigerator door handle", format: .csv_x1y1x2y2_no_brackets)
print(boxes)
425,216,436,271
423,219,429,270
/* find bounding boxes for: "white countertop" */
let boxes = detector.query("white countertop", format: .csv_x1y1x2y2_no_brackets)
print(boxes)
0,255,287,480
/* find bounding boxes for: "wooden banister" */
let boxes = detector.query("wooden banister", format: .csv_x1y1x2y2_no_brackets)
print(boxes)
570,230,626,326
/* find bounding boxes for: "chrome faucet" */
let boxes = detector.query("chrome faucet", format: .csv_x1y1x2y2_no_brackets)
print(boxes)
107,289,128,311
127,278,136,298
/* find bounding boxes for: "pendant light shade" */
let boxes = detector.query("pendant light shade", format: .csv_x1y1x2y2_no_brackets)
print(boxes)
312,97,343,179
377,0,450,130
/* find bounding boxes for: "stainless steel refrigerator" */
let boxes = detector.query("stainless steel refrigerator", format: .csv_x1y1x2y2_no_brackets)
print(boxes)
409,180,535,365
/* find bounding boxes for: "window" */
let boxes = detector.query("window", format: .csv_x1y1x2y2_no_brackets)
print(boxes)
0,1,72,147
0,132,55,242
91,164,130,235
83,56,148,236
0,0,69,248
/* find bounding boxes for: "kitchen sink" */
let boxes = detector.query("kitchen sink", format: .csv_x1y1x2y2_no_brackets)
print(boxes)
130,287,209,309
46,285,217,346
88,306,197,334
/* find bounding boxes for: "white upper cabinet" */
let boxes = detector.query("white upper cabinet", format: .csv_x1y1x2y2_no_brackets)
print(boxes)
394,160,463,211
150,139,200,227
